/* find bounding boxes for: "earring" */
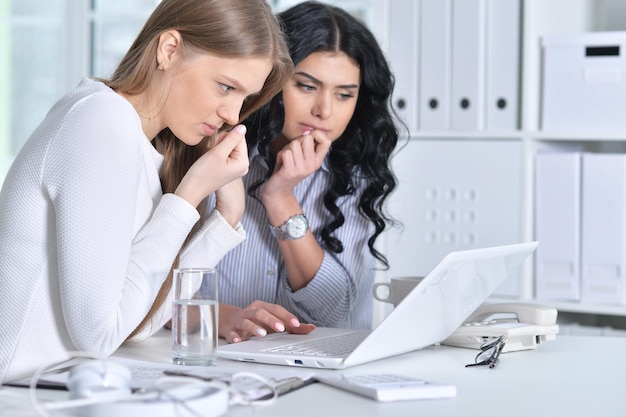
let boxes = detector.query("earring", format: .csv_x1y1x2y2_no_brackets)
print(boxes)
157,62,164,71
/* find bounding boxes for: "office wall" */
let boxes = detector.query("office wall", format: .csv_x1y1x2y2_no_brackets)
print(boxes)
603,0,626,30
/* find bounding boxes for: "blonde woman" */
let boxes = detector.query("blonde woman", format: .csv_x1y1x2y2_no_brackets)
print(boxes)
0,0,292,383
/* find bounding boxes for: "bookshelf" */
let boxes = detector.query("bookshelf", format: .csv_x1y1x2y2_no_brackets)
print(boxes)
377,0,626,325
274,0,626,326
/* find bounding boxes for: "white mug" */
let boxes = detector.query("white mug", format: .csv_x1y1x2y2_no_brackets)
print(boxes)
373,276,424,307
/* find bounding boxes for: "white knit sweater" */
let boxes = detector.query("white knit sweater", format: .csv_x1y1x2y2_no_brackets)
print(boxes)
0,78,245,382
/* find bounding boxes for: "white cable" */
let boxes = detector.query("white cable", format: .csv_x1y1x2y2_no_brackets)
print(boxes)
33,372,230,417
26,352,278,417
228,372,278,407
152,376,229,417
29,351,106,417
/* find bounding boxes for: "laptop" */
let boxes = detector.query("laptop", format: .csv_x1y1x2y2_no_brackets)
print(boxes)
217,241,538,369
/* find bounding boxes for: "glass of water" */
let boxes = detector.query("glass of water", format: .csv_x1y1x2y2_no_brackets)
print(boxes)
171,267,219,366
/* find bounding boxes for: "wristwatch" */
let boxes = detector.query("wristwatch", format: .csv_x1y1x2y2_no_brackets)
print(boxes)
269,213,309,240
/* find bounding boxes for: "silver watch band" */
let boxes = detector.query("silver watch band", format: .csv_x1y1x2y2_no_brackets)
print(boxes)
269,213,309,240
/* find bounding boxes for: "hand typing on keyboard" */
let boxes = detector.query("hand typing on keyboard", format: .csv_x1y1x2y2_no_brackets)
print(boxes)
219,300,316,343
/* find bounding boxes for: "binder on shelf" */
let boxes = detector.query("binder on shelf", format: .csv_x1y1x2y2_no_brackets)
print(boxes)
387,0,420,132
485,0,520,130
450,0,486,130
419,0,452,130
535,152,582,301
581,153,626,305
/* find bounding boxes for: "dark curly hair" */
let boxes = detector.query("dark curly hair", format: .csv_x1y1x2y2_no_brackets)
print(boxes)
245,1,403,269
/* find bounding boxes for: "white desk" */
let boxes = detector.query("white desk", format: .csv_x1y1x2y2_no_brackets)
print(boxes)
121,330,626,417
2,330,626,417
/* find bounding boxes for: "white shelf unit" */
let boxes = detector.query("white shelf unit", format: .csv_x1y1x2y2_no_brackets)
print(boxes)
519,0,626,318
377,0,626,323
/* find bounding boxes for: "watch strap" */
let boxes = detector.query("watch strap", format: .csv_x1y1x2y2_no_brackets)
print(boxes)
269,213,308,240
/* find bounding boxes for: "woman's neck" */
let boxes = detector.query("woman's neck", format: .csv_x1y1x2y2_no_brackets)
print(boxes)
116,90,164,141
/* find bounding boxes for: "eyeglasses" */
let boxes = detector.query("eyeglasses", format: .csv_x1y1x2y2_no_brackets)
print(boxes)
465,336,506,369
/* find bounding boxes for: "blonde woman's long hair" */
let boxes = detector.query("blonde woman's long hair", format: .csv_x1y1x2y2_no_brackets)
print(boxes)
102,0,293,339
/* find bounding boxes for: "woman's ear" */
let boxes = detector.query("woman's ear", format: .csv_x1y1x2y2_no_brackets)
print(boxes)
156,30,182,71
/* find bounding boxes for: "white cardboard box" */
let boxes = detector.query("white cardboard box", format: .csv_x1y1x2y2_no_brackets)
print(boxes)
542,31,626,131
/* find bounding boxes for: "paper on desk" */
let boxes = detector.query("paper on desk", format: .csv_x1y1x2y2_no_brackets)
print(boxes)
16,357,316,402
114,357,316,400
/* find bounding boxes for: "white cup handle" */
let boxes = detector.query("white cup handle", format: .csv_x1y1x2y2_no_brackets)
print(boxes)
373,282,392,303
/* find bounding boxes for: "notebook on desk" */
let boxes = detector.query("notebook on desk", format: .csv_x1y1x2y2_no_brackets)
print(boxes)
218,241,539,370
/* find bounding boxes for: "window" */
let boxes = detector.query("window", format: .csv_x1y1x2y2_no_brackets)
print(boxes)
0,0,157,183
272,0,377,32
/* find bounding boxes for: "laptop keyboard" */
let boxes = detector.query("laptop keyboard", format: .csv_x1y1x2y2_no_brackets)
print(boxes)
263,331,369,356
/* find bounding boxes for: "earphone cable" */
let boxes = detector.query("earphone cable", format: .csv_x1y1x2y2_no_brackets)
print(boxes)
29,351,106,417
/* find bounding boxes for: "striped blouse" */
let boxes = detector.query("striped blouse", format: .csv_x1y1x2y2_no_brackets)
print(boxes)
215,151,376,329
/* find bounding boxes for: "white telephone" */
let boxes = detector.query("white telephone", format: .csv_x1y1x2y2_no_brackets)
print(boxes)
442,302,559,353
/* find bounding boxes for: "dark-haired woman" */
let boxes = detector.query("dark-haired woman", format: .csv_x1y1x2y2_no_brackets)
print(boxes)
217,1,401,343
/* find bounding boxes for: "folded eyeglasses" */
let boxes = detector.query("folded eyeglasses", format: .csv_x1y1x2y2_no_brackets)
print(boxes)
465,335,506,369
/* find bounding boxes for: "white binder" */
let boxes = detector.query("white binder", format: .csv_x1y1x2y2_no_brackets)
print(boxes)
387,0,420,132
419,0,452,130
450,0,486,130
485,0,520,130
535,152,582,301
581,153,626,305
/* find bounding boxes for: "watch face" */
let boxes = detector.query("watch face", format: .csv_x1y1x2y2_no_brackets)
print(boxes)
286,216,308,238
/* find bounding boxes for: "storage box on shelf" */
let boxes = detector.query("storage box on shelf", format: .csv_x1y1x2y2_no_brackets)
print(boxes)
541,31,626,132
